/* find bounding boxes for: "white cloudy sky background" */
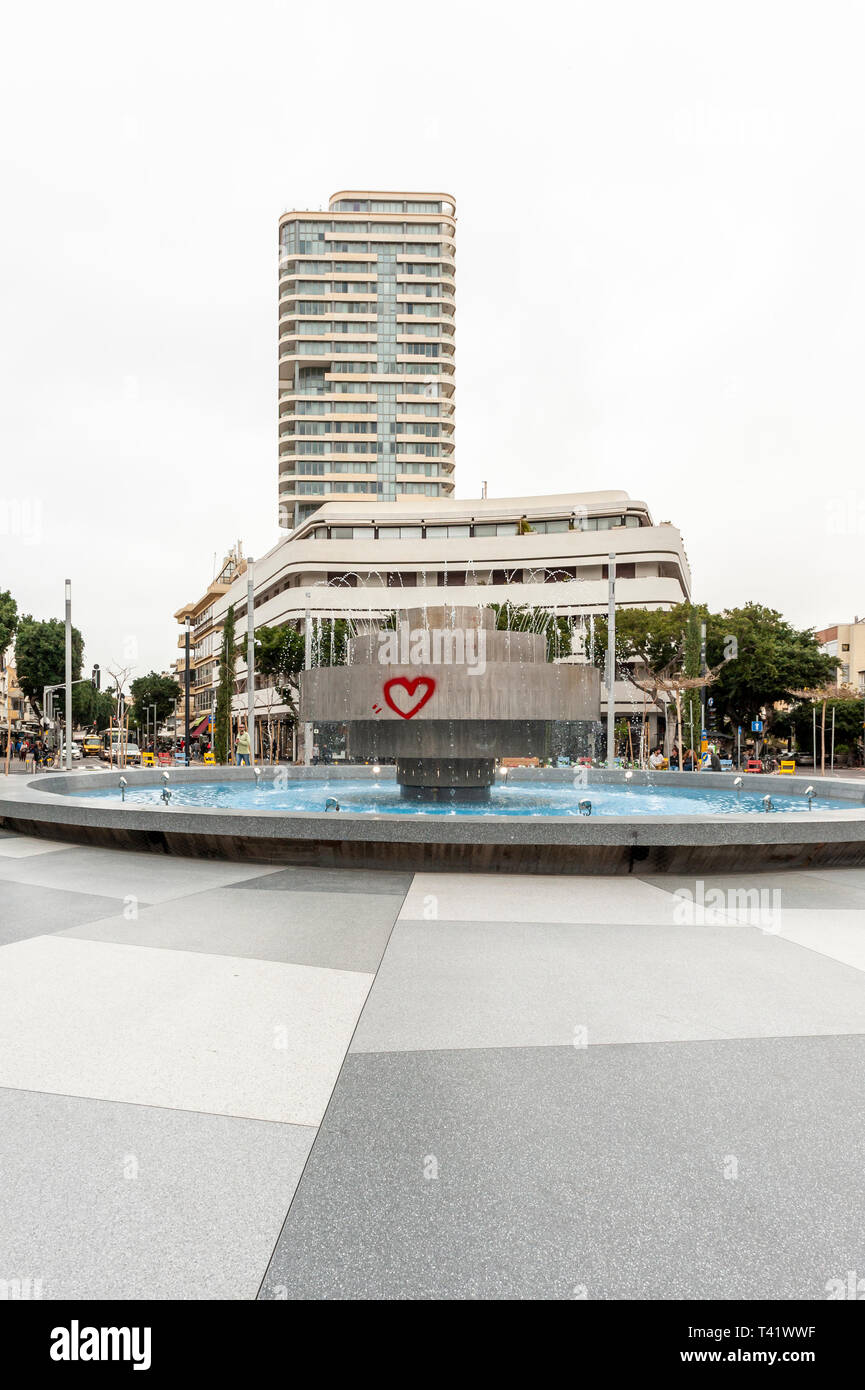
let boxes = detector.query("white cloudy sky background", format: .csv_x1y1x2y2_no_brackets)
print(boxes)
1,1,863,676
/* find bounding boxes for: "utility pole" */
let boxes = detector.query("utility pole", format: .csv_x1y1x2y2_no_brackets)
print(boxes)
247,558,255,764
184,620,191,763
64,579,73,771
304,590,313,765
606,553,616,766
699,621,707,755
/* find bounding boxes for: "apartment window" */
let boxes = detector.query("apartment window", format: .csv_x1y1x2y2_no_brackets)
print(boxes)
426,524,470,538
602,563,636,579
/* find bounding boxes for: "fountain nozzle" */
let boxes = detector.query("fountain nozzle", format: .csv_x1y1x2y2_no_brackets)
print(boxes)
325,797,340,812
762,794,773,813
579,798,592,817
119,776,127,802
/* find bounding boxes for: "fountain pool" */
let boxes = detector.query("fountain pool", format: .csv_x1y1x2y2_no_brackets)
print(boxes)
4,765,865,876
76,778,838,817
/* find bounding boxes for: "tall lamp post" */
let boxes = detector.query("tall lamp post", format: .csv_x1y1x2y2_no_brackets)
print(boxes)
246,558,255,764
64,579,73,771
304,590,313,765
184,620,191,762
606,554,616,767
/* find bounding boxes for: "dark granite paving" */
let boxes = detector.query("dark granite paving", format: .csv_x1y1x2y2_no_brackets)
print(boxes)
260,865,865,1300
261,1036,865,1301
225,867,414,896
0,879,128,943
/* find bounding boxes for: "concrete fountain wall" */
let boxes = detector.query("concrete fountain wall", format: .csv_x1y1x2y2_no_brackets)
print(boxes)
300,605,602,799
2,764,865,875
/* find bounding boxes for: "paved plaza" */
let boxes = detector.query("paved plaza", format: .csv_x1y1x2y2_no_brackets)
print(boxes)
0,828,864,1299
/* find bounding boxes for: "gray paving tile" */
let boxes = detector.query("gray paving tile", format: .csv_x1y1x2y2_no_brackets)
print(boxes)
227,867,413,897
260,1037,865,1300
59,888,402,973
0,1087,313,1299
0,845,283,903
0,880,126,945
640,870,865,912
351,917,865,1052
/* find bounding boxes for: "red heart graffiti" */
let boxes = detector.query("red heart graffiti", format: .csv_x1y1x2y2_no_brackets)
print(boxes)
383,676,436,720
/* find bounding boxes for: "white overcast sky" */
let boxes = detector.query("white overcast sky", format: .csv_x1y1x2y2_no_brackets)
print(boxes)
2,0,863,677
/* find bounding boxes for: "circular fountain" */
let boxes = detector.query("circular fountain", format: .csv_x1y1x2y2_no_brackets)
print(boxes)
3,595,865,872
300,605,601,802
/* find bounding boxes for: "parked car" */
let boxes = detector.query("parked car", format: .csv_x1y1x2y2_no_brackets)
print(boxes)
58,742,82,761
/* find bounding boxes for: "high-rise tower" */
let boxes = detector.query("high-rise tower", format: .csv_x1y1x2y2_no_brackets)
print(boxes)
278,190,456,529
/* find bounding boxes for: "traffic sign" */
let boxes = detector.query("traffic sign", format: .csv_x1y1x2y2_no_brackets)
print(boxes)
751,720,763,733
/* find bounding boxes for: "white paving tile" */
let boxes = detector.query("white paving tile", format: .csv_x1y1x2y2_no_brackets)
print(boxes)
399,871,701,925
0,1087,314,1300
0,936,372,1126
742,908,865,975
0,845,284,902
352,917,865,1052
0,836,73,858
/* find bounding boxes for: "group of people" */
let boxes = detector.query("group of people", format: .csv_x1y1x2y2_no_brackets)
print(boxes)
2,735,50,766
648,745,722,772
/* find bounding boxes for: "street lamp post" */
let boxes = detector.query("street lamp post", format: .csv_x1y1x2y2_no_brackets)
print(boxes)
184,621,191,763
304,590,313,765
64,579,73,771
606,554,616,766
247,558,255,765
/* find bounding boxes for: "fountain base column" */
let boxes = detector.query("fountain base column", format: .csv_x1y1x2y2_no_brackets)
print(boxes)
396,757,495,803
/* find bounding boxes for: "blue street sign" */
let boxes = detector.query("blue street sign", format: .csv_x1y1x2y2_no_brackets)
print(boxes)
751,720,763,733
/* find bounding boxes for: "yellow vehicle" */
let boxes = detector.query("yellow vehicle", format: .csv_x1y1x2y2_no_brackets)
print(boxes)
82,735,102,758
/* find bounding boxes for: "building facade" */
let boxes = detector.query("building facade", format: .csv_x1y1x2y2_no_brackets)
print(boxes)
173,544,248,736
277,190,456,530
817,617,865,693
1,649,36,737
206,489,691,754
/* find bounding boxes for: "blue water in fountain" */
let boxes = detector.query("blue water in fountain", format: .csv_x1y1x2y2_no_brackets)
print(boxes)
75,778,840,816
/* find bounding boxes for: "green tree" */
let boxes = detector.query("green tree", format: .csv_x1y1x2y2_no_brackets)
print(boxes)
130,672,181,731
14,615,84,705
591,602,704,673
704,604,837,736
213,605,236,764
0,589,18,655
774,696,864,766
71,682,115,730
